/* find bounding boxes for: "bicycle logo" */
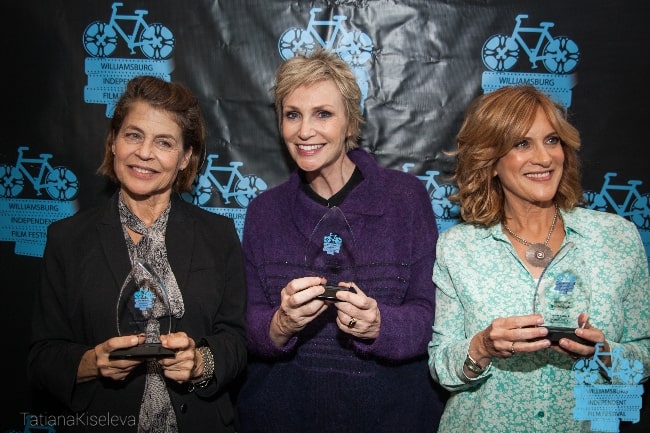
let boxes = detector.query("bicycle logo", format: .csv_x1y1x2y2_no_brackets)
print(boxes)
0,146,79,200
583,172,650,230
278,7,373,66
402,163,460,220
574,343,644,385
181,154,268,208
83,2,175,59
482,14,579,73
573,343,645,430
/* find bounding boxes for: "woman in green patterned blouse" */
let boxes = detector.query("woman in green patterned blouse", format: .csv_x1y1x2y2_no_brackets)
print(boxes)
428,85,650,433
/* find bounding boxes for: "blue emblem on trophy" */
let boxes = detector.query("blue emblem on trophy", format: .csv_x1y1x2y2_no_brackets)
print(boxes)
305,206,357,301
323,233,343,256
110,260,175,359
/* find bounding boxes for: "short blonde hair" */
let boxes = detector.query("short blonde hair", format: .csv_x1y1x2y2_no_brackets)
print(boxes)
273,48,364,151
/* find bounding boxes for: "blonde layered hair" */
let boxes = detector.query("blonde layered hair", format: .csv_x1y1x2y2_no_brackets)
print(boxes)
273,48,364,151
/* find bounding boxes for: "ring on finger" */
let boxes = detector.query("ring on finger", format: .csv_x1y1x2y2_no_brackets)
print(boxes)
510,341,516,354
347,317,357,328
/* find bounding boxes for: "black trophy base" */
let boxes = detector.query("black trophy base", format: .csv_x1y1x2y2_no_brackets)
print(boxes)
315,285,357,301
109,343,175,360
544,326,595,346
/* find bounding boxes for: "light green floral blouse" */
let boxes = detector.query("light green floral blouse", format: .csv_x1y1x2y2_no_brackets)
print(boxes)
428,207,650,433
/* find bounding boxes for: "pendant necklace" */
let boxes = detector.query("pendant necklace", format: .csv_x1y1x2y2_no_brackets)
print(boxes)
502,205,559,268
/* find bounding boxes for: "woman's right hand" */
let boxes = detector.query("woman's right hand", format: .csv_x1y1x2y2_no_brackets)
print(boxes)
462,314,550,379
471,314,550,361
270,276,328,347
77,335,146,383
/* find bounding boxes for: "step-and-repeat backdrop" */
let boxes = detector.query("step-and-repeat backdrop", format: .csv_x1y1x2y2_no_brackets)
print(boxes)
3,1,649,431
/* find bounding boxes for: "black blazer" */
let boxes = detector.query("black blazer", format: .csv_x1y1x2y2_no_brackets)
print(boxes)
28,192,247,432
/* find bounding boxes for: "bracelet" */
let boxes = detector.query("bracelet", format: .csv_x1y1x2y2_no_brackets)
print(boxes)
190,346,214,389
464,352,490,375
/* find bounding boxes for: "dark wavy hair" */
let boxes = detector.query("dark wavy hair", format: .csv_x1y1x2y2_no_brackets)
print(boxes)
97,75,206,192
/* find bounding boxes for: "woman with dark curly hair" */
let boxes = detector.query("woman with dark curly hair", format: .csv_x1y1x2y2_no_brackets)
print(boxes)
29,76,247,433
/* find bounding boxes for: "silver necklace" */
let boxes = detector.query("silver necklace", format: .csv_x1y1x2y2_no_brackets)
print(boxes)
502,205,559,268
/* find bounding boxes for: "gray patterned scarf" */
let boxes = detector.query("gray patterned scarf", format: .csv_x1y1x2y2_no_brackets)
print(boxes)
118,193,185,433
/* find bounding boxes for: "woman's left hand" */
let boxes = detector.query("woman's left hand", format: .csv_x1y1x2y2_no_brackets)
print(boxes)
333,282,380,339
158,332,199,383
553,313,609,361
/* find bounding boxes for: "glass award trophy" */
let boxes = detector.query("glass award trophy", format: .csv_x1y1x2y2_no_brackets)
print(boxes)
533,242,594,345
109,260,175,359
305,206,357,300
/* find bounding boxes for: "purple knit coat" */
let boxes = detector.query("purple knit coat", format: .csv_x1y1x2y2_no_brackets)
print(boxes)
237,148,446,433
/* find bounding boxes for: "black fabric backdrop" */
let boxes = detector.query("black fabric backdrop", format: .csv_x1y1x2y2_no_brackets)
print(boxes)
2,0,649,431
